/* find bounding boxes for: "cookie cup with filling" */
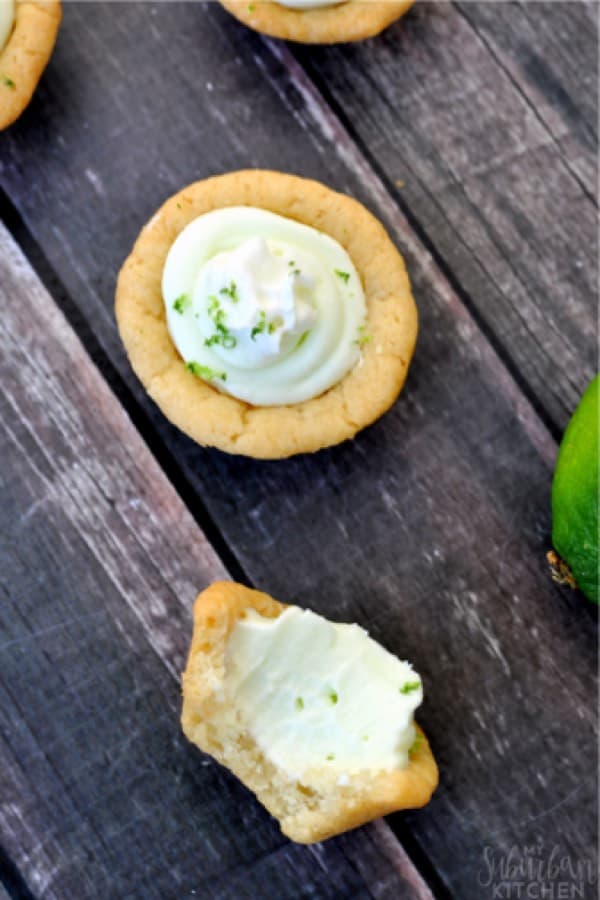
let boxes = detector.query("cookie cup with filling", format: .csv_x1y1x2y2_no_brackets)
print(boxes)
0,0,62,130
181,582,439,844
115,170,418,459
220,0,413,43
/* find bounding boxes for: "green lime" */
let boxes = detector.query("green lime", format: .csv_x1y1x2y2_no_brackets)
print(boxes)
550,374,599,604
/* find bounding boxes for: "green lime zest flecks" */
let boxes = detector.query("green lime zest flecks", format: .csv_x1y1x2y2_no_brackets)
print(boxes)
251,311,267,341
250,311,282,341
172,293,191,314
204,296,237,350
334,269,350,283
186,361,226,382
399,681,421,695
354,324,372,348
409,732,424,755
220,281,239,303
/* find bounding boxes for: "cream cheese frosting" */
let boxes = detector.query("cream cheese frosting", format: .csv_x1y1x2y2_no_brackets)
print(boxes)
225,606,423,780
0,0,15,53
162,207,366,406
276,0,342,7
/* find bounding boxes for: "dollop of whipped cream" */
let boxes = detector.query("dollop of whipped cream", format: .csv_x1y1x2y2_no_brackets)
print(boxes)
225,606,423,780
163,207,367,406
0,0,15,53
194,236,317,369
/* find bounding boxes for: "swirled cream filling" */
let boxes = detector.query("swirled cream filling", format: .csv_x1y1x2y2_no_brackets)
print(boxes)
163,207,367,406
0,0,15,54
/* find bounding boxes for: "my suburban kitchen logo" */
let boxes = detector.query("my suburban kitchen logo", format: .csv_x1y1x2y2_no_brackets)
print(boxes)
478,840,597,899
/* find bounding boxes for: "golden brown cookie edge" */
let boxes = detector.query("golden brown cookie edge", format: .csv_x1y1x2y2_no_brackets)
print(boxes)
115,169,418,459
0,0,62,130
219,0,414,44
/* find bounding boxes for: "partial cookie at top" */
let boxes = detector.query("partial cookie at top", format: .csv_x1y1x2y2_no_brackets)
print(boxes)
0,0,62,130
115,170,418,459
220,0,414,43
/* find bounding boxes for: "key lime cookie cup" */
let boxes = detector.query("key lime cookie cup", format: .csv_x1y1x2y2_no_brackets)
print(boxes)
220,0,414,44
181,581,438,843
0,0,62,130
115,170,418,459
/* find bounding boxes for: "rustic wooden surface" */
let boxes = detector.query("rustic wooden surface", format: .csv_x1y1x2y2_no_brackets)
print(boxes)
292,0,598,433
0,3,597,899
0,223,434,900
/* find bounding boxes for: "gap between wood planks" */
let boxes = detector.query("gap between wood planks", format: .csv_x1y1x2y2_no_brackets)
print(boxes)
0,218,444,900
0,844,35,900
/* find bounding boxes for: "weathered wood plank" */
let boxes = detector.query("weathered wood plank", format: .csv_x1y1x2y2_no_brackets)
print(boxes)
0,4,597,898
458,0,598,191
0,224,434,899
290,0,598,432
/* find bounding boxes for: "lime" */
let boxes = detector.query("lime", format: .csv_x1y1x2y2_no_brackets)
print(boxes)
549,374,599,604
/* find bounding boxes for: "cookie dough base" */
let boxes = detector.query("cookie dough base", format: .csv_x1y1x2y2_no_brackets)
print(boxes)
116,170,418,459
220,0,414,43
181,582,439,843
0,0,62,130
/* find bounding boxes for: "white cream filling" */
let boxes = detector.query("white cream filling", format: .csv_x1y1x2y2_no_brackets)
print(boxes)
277,0,343,8
162,207,366,406
225,606,423,780
0,0,15,54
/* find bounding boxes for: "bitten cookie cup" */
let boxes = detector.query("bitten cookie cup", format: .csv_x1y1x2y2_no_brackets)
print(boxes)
0,0,62,131
115,170,418,459
220,0,414,44
181,582,439,844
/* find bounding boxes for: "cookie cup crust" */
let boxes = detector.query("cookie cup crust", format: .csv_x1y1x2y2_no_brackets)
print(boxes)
181,581,439,844
115,170,418,459
219,0,413,43
0,0,61,130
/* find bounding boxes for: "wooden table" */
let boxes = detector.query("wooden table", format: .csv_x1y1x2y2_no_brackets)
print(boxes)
0,3,597,898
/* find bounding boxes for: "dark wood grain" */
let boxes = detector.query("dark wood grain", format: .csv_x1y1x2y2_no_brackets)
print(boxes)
0,224,434,900
0,3,597,898
458,0,598,191
291,0,598,433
